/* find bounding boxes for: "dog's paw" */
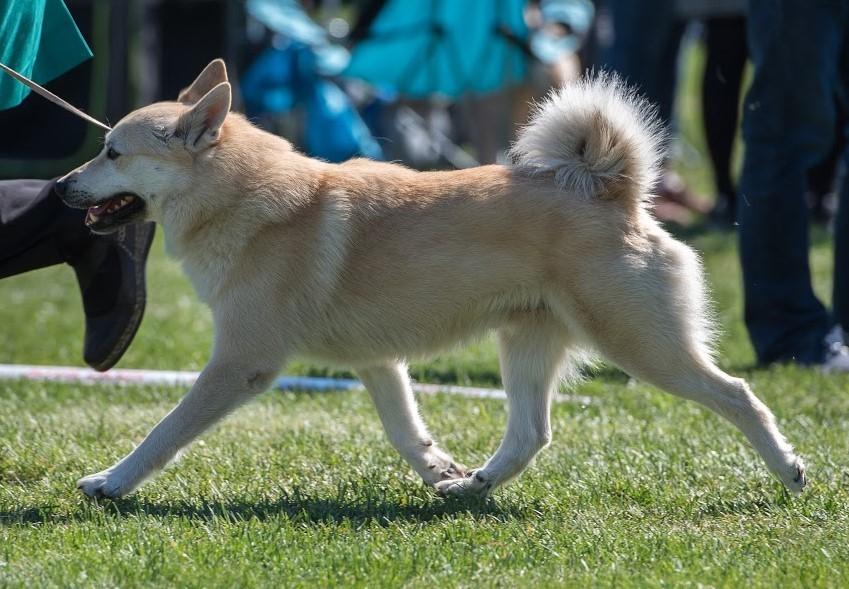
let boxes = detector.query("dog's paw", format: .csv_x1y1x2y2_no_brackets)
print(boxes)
779,457,807,496
77,469,129,499
419,445,466,486
434,469,493,498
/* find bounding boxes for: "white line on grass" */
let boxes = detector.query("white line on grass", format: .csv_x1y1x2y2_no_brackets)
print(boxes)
0,364,594,404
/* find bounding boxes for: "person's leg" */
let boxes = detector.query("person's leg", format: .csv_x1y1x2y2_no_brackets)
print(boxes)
0,179,90,277
738,0,848,365
703,16,747,224
0,179,155,371
833,25,849,335
834,154,849,333
599,0,685,125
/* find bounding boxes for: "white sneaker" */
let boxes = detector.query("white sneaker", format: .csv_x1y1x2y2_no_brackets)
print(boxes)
824,324,845,348
821,325,849,373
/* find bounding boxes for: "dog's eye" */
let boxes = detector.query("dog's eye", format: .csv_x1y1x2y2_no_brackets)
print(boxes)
106,147,121,160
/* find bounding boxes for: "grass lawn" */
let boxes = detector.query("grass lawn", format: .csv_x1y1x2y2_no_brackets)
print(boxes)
2,42,849,589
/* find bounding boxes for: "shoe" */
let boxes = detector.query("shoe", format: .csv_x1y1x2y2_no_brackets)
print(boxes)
820,325,849,373
69,222,155,371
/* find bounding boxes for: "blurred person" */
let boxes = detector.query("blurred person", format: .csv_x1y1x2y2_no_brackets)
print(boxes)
344,0,592,168
1,0,154,371
596,0,709,224
464,0,595,165
675,1,748,227
738,0,849,370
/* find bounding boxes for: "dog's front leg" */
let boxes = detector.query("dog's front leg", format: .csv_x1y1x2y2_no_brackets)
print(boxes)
77,359,278,498
358,363,465,486
435,318,570,498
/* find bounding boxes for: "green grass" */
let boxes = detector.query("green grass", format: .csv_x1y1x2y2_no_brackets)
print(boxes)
2,40,848,589
2,366,849,587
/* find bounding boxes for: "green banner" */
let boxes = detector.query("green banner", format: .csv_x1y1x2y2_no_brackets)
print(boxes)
0,0,92,110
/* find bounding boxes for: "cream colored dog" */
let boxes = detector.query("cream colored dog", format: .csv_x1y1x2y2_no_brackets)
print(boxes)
56,60,806,499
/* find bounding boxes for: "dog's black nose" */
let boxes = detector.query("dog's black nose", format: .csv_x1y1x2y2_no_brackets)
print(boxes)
53,179,67,197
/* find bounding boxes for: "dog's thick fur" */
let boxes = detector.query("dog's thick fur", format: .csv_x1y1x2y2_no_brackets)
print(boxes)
59,60,806,499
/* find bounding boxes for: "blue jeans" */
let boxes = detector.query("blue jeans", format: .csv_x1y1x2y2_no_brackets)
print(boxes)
739,0,849,364
598,0,685,125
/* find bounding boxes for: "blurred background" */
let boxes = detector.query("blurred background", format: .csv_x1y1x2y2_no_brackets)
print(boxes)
1,0,845,379
5,0,841,228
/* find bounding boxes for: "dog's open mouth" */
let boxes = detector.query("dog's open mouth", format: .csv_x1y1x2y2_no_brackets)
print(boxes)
85,193,145,232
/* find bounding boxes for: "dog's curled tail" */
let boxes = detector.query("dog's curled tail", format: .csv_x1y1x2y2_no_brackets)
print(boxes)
509,72,666,203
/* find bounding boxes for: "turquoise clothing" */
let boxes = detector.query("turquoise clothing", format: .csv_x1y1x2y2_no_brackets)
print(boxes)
0,0,91,110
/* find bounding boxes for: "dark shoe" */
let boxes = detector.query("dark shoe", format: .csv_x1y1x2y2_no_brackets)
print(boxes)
69,223,155,371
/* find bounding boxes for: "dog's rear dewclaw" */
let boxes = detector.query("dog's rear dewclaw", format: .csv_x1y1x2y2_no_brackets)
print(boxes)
509,73,666,203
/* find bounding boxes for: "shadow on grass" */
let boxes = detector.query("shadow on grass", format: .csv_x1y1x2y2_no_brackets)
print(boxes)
0,490,534,527
1,484,800,528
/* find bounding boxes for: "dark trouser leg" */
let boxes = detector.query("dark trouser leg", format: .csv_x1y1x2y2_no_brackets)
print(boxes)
834,122,849,331
739,0,849,364
0,179,92,278
833,26,849,332
599,0,685,126
703,16,747,216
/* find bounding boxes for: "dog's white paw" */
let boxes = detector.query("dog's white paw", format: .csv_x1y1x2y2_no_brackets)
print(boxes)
778,456,807,495
77,469,130,499
434,469,493,498
419,446,466,486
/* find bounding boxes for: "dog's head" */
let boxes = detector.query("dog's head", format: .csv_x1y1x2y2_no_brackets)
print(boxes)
56,59,232,234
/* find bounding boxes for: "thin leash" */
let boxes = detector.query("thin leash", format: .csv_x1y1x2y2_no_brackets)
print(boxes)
0,61,112,131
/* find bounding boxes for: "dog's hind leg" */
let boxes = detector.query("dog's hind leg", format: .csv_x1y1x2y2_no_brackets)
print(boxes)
435,314,571,497
358,362,465,486
550,241,806,493
598,342,804,493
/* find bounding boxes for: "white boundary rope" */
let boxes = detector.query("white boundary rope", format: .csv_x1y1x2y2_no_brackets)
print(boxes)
0,364,593,404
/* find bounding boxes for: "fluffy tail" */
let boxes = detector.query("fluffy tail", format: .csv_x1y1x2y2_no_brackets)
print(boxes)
509,73,665,203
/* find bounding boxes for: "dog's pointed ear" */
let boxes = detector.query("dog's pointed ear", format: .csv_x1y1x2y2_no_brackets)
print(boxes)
175,82,231,151
178,59,228,105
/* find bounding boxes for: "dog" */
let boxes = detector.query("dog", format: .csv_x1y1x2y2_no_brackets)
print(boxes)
56,59,806,499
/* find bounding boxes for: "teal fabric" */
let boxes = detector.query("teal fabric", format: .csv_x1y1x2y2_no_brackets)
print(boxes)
0,0,92,110
343,0,529,98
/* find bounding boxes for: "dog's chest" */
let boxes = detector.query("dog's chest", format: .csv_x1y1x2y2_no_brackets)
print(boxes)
177,248,237,303
166,223,248,303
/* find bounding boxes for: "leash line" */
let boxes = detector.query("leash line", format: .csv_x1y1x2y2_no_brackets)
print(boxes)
0,61,112,132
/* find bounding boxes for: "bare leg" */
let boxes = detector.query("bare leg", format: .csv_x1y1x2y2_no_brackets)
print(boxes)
436,316,570,497
358,363,464,486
